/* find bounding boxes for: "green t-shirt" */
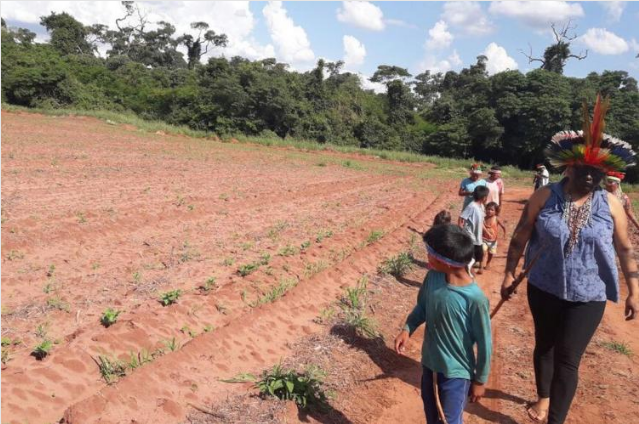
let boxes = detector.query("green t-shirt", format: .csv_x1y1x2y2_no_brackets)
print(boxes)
404,270,492,383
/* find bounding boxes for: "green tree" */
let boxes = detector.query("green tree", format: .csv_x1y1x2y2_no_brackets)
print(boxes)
40,12,94,55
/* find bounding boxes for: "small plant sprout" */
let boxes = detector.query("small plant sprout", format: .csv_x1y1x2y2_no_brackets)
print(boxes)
164,337,180,352
32,340,53,360
251,278,299,307
366,230,385,245
222,257,235,266
315,229,333,243
159,290,182,306
76,211,87,224
100,308,121,327
277,245,298,257
378,251,414,278
35,323,49,339
95,355,127,384
259,253,271,266
132,271,142,284
600,341,633,356
46,296,70,312
300,240,311,251
238,262,259,277
203,324,214,333
198,277,217,293
46,264,56,277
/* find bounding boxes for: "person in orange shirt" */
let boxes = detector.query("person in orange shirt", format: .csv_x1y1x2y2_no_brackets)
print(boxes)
482,202,506,270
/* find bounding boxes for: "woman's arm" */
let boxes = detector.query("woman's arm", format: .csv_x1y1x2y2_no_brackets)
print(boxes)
607,193,639,320
501,187,551,299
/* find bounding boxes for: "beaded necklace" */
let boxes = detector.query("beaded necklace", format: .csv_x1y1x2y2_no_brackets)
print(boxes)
562,191,593,256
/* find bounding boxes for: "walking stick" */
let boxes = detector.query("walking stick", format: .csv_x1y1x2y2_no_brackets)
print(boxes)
433,372,449,424
490,247,544,319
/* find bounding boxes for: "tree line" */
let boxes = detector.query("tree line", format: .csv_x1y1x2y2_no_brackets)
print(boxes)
2,3,638,176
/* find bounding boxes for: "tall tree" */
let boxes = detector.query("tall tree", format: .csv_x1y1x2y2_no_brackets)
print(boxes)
40,12,94,55
178,22,228,69
521,22,587,74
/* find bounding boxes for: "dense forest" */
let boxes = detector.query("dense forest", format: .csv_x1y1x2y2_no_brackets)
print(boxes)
2,2,638,173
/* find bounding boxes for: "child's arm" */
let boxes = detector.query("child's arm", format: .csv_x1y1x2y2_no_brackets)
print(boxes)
498,219,507,238
470,297,492,401
395,280,427,354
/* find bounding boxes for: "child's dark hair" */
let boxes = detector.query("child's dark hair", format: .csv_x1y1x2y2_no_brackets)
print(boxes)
485,202,500,215
433,210,452,226
423,225,474,265
473,185,490,201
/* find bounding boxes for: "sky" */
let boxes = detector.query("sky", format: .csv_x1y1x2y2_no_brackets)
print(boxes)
2,1,638,91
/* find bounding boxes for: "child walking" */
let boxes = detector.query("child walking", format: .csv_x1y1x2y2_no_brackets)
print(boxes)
482,202,506,270
394,225,492,424
459,186,489,275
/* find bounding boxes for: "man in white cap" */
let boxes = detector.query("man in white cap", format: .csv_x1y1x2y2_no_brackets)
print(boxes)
533,164,549,190
459,163,487,211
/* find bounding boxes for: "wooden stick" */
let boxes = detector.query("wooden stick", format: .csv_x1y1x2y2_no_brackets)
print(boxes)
490,247,544,319
433,372,449,424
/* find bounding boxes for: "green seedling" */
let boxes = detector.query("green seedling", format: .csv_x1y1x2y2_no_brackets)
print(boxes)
251,278,298,307
181,325,197,338
222,257,235,266
366,230,385,244
2,346,11,365
315,229,333,243
378,251,414,278
300,240,311,251
221,372,257,383
100,308,121,327
164,337,180,352
238,262,259,277
601,341,633,356
46,296,70,312
46,264,56,277
32,340,53,360
277,245,298,257
259,253,271,266
5,250,24,261
159,290,182,306
198,277,217,293
95,355,127,384
203,324,214,333
35,323,48,339
132,271,142,284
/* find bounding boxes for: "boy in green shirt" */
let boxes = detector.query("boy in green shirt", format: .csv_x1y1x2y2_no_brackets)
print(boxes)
394,224,492,424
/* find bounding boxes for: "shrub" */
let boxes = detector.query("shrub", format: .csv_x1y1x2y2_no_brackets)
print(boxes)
255,363,328,409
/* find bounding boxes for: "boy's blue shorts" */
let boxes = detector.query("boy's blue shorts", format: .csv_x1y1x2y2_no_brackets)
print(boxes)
421,366,470,424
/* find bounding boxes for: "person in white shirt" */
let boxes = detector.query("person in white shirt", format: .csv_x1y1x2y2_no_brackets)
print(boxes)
533,164,549,190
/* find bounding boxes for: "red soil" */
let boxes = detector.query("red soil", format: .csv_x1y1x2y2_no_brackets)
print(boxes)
2,112,637,424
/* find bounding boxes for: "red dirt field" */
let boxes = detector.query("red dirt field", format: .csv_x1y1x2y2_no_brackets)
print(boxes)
2,111,638,424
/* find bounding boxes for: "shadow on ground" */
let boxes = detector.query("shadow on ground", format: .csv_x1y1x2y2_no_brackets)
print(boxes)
330,325,520,424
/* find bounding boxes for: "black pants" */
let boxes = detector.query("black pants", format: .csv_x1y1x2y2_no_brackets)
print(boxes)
473,245,484,264
527,283,606,424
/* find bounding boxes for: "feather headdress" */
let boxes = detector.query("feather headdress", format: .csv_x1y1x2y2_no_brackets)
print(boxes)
545,95,636,172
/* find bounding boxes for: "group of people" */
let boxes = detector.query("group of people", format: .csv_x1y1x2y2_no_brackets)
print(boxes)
393,95,639,424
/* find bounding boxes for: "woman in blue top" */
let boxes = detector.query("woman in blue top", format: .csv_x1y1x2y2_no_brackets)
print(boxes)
500,96,639,424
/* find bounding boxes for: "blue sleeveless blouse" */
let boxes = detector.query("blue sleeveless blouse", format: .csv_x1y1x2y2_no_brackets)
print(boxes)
525,180,618,302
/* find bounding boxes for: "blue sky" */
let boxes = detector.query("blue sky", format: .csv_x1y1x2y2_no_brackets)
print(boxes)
2,1,638,85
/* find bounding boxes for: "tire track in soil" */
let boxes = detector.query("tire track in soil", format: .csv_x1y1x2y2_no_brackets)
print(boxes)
58,185,458,424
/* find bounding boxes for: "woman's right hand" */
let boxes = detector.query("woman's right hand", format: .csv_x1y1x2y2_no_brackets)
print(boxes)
501,274,516,301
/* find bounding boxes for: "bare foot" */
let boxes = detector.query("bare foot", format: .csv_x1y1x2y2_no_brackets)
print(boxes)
477,269,483,275
484,264,491,270
527,399,549,422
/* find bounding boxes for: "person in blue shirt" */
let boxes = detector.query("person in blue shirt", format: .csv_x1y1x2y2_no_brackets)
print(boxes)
459,164,487,211
395,224,492,424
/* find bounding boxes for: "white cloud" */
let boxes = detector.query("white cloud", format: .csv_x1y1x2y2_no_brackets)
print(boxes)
343,35,366,67
358,74,386,93
489,1,584,29
0,1,275,61
425,20,453,50
385,18,418,30
599,1,626,22
418,50,463,74
631,38,639,54
263,1,314,66
336,1,385,31
579,28,629,55
482,42,518,74
442,2,495,36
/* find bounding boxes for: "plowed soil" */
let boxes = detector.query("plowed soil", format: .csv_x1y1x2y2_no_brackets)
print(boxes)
2,111,638,424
